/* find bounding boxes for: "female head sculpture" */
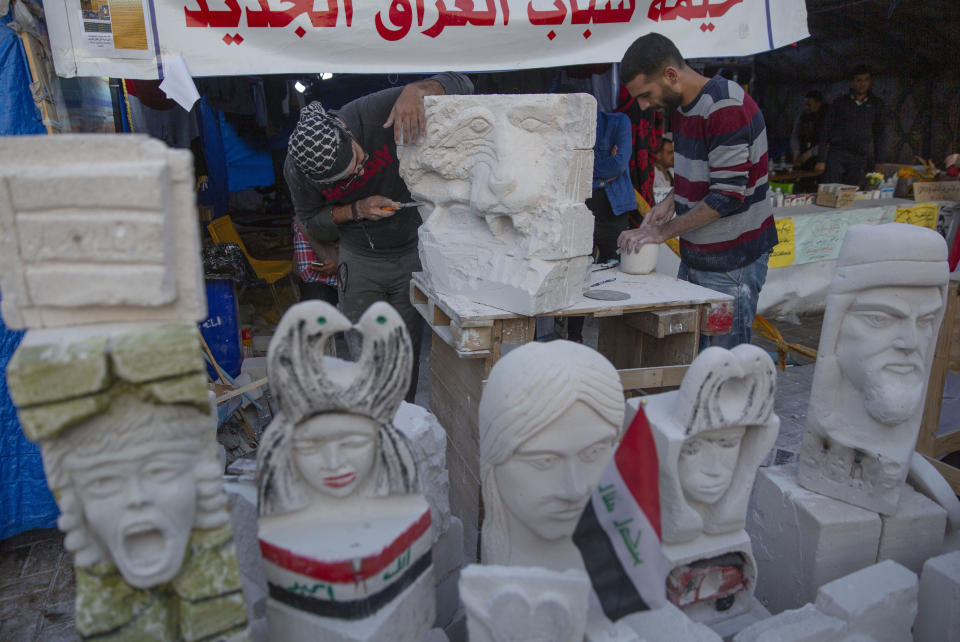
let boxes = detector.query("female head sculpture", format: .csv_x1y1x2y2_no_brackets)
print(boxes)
647,344,778,543
478,340,625,568
257,300,419,517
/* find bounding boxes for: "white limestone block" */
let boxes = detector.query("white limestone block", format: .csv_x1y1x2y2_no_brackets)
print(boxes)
399,93,598,315
747,465,882,613
621,601,722,641
733,603,847,642
877,485,947,574
459,564,591,642
797,224,949,515
914,550,960,642
0,134,206,329
814,559,918,642
395,401,452,538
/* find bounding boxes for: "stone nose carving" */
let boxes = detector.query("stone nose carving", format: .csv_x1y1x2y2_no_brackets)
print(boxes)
469,160,517,213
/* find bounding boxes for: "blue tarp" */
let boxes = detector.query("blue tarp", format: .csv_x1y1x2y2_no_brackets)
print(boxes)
0,297,59,540
0,17,45,136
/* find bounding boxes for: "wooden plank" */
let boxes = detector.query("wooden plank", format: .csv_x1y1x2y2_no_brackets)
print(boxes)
624,308,698,338
919,277,959,455
642,331,699,369
618,365,688,391
429,334,485,561
923,455,960,494
934,429,960,459
500,317,536,345
215,377,268,405
431,300,451,327
451,322,492,352
597,316,644,370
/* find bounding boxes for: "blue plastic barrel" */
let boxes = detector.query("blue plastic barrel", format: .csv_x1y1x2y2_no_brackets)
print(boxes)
199,279,242,380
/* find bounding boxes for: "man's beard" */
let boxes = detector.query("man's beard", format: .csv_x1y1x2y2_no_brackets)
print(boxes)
860,375,924,425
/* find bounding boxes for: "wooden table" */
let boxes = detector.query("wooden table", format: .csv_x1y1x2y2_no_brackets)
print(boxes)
410,270,733,560
770,169,823,183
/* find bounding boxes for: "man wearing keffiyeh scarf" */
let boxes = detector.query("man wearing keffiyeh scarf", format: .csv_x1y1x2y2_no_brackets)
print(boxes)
284,73,474,402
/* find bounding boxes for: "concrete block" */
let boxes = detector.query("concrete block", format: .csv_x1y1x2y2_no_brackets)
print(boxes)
878,485,947,574
748,464,882,613
395,401,452,538
914,550,960,642
815,559,917,642
0,134,206,329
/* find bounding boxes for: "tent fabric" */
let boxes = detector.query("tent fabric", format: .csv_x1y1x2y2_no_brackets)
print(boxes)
0,297,59,540
0,19,46,135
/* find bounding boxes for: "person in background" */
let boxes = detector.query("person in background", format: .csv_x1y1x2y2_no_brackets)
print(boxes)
816,65,884,187
653,133,674,191
791,90,826,171
617,33,777,349
616,86,665,223
568,110,634,343
284,73,474,402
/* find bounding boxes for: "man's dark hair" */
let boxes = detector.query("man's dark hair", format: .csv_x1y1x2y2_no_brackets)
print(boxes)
851,64,871,77
806,90,824,102
620,33,686,85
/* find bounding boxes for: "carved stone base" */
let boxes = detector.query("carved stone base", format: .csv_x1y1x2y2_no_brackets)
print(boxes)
663,530,757,625
259,494,434,642
419,236,590,316
797,431,905,515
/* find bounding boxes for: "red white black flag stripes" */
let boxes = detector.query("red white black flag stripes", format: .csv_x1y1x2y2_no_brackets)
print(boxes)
573,404,667,620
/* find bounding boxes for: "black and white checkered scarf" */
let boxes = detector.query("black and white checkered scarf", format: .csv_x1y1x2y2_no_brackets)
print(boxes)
288,101,355,183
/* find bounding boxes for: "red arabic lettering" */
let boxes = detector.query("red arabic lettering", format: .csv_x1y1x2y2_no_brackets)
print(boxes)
527,0,634,27
375,0,424,41
648,0,742,22
185,0,352,29
423,0,500,38
185,0,241,28
528,0,565,25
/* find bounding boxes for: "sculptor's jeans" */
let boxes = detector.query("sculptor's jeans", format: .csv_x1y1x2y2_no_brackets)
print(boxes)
678,252,770,351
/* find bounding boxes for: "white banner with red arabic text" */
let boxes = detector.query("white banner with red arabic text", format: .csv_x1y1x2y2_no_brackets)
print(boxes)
46,0,809,79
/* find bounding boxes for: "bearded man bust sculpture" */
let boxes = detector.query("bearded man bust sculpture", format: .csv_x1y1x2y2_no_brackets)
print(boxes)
256,300,434,642
797,223,949,515
6,323,248,641
633,343,778,623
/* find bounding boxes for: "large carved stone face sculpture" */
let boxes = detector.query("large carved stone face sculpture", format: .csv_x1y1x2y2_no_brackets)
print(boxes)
494,401,617,543
67,442,201,588
479,341,625,569
398,94,596,316
258,300,419,517
799,224,949,515
678,426,747,506
835,285,943,425
292,412,379,499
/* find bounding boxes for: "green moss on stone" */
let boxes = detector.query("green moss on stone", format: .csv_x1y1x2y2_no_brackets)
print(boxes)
172,526,243,600
74,564,153,637
178,591,248,642
112,324,204,383
146,373,210,409
6,337,109,407
17,391,111,442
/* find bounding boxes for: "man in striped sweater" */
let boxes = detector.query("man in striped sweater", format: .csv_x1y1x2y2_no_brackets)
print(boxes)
618,33,778,349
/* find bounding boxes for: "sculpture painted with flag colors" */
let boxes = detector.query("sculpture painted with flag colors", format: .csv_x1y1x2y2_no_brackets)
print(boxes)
633,344,778,624
256,300,435,642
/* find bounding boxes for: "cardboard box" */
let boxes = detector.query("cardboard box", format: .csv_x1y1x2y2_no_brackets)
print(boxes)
912,180,960,202
816,183,858,208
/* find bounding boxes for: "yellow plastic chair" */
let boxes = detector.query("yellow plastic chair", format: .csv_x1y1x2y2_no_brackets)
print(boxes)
207,215,293,308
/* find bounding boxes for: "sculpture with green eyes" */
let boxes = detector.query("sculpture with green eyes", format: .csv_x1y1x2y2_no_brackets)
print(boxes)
635,343,778,622
397,93,598,316
6,323,248,641
798,224,949,516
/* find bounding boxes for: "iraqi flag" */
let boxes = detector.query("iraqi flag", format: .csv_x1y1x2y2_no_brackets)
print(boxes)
573,403,667,620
